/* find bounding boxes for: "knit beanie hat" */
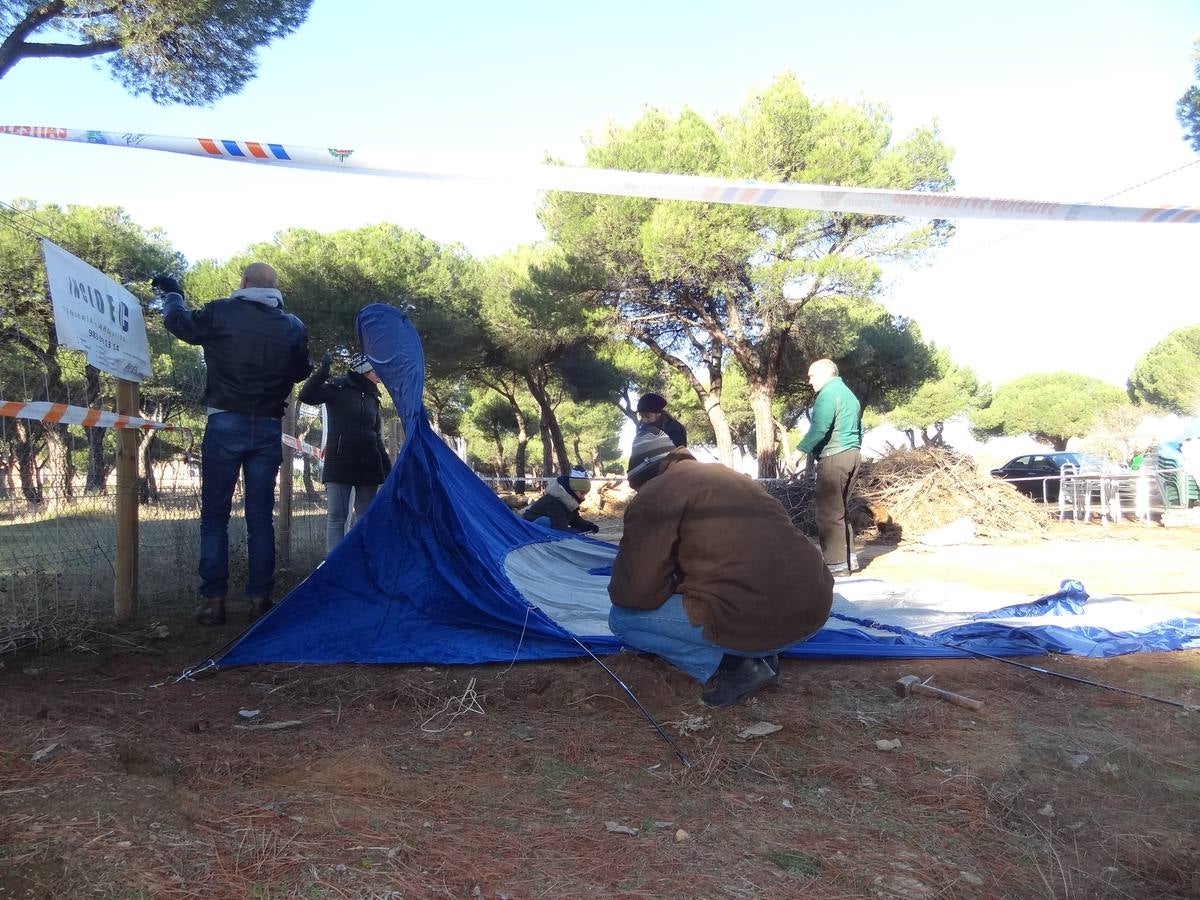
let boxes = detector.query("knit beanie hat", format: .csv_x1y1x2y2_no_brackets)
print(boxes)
636,392,668,414
627,426,675,488
557,469,592,498
349,353,374,375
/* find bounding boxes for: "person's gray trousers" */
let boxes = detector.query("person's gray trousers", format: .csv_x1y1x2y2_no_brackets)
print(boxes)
325,482,379,552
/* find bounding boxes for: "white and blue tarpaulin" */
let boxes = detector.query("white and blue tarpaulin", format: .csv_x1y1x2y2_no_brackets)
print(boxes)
212,305,1200,670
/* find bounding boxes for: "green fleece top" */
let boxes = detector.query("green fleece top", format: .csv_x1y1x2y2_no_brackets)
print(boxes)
797,376,862,458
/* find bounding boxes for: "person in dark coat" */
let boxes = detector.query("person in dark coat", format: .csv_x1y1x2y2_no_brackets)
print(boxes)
158,263,312,625
608,426,833,708
521,469,600,534
636,393,687,447
299,351,391,553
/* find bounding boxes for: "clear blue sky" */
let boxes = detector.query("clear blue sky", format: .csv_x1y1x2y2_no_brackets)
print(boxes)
1,0,1197,387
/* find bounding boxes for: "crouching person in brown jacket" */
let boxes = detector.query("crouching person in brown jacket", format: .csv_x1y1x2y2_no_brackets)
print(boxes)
608,427,834,707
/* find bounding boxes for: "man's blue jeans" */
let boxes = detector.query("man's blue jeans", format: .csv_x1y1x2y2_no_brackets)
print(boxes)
608,594,794,684
199,412,283,600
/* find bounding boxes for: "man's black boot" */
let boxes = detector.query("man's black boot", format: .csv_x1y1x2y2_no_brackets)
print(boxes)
247,596,274,621
194,596,226,626
701,657,777,708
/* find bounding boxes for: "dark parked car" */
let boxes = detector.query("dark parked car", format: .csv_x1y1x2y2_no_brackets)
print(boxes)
990,452,1083,502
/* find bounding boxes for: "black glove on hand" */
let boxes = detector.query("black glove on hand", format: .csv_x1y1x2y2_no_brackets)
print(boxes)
151,274,182,296
320,351,334,368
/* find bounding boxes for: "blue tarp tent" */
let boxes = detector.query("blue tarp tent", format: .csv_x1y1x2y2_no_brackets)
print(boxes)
210,305,1200,671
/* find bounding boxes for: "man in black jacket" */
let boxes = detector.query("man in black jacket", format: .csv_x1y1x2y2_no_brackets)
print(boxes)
299,350,391,552
158,263,311,625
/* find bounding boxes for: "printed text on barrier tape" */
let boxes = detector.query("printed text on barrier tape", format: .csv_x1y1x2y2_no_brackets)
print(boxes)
2,126,1198,224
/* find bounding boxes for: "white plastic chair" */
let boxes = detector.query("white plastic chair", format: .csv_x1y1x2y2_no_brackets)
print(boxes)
1058,463,1081,521
1076,460,1109,524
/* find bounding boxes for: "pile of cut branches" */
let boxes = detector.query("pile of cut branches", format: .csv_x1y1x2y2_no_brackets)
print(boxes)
766,447,1048,540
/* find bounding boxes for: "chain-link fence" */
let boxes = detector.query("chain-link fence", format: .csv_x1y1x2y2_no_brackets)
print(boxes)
0,469,327,655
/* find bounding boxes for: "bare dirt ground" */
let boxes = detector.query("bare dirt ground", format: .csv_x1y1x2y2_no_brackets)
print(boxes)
2,522,1198,899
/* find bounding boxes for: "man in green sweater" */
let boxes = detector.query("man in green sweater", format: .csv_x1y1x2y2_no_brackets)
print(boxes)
796,359,862,575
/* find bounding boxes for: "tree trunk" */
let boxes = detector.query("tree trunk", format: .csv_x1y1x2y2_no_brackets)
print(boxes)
14,423,41,503
525,374,571,473
492,437,507,480
590,445,602,476
140,432,159,502
539,417,554,476
514,437,529,493
42,423,75,500
702,393,734,467
700,357,734,467
499,396,531,493
84,425,109,492
34,451,45,499
83,365,108,493
512,409,530,496
1,447,13,497
748,384,780,478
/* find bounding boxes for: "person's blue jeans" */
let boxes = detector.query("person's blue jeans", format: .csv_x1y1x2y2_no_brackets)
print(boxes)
325,482,379,552
199,412,283,600
608,594,794,684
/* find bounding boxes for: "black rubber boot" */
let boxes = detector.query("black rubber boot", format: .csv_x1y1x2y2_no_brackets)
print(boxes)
701,657,778,708
247,596,274,621
194,596,226,626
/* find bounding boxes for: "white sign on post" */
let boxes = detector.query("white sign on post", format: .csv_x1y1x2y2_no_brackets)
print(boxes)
41,239,152,382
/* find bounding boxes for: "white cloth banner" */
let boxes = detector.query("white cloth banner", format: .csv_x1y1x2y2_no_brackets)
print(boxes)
41,239,152,382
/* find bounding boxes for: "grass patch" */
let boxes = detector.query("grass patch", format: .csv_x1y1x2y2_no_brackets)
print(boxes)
765,849,820,875
531,754,595,791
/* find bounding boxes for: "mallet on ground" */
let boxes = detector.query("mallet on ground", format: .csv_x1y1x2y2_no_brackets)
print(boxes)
894,675,984,711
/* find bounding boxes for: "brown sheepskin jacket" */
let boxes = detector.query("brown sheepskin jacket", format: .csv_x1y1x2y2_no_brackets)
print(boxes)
608,449,834,652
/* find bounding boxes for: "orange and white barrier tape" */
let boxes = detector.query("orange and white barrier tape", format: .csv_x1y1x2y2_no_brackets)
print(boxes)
282,432,324,460
2,125,1198,224
0,399,192,439
0,398,327,460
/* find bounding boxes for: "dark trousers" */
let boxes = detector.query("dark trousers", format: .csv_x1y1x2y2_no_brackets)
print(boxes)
815,448,861,566
199,412,283,600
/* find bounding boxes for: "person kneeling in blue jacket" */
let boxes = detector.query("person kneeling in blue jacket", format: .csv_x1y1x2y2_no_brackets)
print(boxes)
521,470,600,534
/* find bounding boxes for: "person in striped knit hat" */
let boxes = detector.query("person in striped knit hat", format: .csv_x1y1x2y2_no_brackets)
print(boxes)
607,426,833,707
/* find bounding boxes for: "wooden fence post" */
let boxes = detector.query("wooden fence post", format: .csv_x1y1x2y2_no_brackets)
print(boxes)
114,378,139,624
277,390,297,572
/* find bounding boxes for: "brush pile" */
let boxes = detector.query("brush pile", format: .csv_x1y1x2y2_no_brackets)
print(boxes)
766,447,1048,541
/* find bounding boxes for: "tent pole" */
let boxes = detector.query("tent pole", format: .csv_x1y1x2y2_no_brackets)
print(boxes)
827,612,1193,710
571,638,694,769
942,645,1193,710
